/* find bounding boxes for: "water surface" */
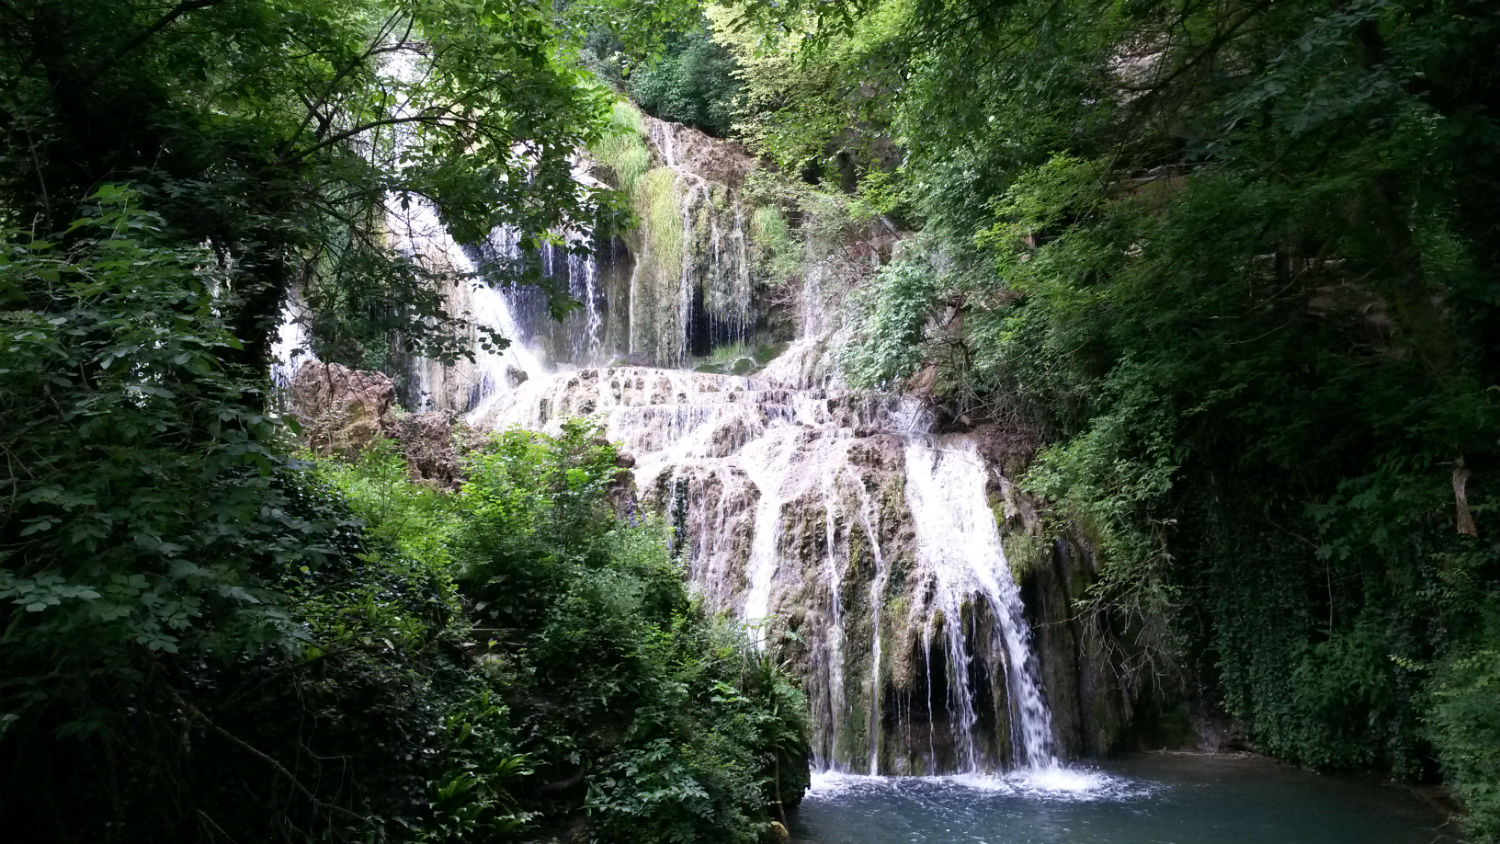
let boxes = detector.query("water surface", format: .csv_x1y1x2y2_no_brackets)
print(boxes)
789,753,1454,844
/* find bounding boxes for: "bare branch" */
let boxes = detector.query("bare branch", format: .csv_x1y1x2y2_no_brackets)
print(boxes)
284,110,477,163
288,10,415,147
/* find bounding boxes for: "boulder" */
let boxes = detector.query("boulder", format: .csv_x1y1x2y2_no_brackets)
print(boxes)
288,363,396,458
383,411,465,490
288,362,473,488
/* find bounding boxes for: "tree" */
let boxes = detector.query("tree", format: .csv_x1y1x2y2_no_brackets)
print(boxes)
0,2,618,839
0,0,612,369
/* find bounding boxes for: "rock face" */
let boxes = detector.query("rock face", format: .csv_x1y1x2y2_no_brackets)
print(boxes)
289,363,396,458
381,411,468,490
288,361,466,487
475,365,1138,773
623,118,760,368
993,474,1136,758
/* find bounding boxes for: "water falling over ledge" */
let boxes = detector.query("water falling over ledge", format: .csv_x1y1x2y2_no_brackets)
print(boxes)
471,363,1068,777
344,94,1081,779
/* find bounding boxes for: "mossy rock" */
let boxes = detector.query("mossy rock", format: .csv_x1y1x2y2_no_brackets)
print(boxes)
754,341,789,364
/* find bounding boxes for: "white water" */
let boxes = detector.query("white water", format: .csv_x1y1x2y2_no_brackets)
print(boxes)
904,439,1058,771
740,424,798,630
808,767,1129,800
377,50,549,413
270,291,315,393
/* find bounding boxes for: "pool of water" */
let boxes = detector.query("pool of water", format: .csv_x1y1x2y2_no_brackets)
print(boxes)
788,753,1455,844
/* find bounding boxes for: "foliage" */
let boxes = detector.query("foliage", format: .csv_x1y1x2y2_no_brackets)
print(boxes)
707,0,907,180
840,239,941,387
0,2,812,834
562,0,705,76
629,29,744,137
0,0,611,371
739,168,893,334
634,167,687,279
0,194,480,841
748,206,801,286
451,420,810,843
1429,613,1500,843
0,195,290,666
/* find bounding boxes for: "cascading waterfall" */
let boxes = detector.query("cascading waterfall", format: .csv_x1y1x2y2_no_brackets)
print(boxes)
849,482,890,774
642,117,755,363
386,189,546,413
903,440,1058,771
474,363,1063,776
376,49,547,412
817,470,850,772
270,291,315,393
286,95,1072,778
473,224,609,370
677,180,703,364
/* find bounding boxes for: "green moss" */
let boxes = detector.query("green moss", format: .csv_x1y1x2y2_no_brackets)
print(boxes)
634,167,683,281
1002,532,1049,584
884,551,912,599
589,101,651,195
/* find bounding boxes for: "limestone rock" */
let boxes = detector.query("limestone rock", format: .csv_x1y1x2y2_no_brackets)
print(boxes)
288,362,473,488
383,411,464,490
289,362,396,458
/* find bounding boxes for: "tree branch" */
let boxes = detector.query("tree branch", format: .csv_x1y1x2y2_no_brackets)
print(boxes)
91,0,228,80
166,685,367,823
289,11,415,148
285,110,478,163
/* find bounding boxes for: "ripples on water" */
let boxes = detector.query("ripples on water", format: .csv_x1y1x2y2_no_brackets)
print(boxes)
792,754,1455,844
808,765,1152,801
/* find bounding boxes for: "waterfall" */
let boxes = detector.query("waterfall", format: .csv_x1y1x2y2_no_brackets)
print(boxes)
903,440,1058,771
740,426,797,628
472,365,1061,775
470,223,610,373
270,291,315,393
850,481,889,774
353,103,1066,776
384,189,545,413
637,117,757,365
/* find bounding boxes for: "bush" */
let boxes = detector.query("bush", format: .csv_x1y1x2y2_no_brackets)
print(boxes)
629,30,743,138
450,419,809,842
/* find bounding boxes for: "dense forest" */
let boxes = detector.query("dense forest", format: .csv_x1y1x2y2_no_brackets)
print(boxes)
2,0,1497,842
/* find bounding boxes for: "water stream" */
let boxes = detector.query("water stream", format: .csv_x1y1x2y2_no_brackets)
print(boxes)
903,440,1056,770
